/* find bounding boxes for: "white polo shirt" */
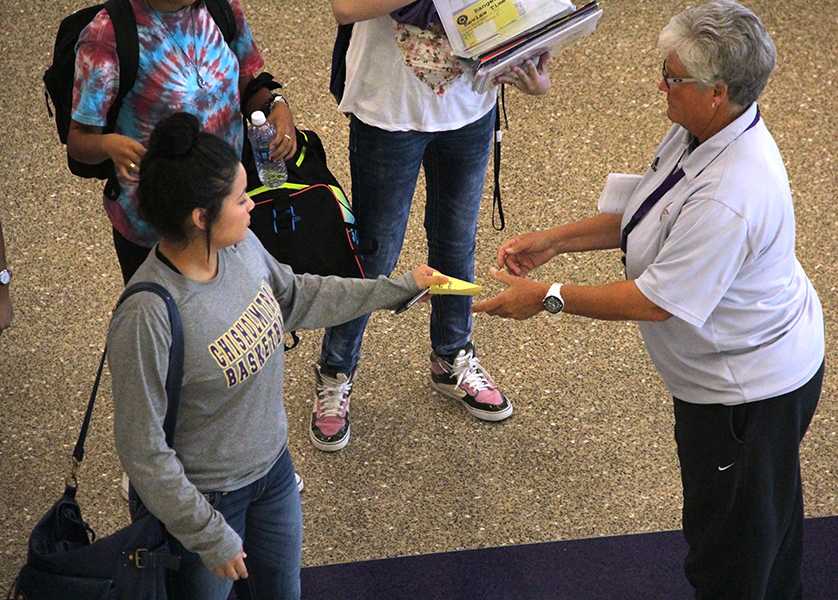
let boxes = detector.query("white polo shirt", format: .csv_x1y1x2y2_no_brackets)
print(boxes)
617,103,824,405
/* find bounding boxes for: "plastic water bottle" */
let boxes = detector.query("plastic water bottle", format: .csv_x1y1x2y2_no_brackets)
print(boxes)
248,110,288,188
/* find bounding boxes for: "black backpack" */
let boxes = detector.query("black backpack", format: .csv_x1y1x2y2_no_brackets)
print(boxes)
247,128,368,280
43,0,236,180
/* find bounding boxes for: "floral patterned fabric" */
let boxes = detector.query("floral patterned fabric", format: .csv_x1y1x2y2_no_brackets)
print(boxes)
393,22,464,95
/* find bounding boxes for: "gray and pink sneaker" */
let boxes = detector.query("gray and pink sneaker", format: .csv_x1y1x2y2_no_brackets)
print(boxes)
311,365,353,451
430,342,512,422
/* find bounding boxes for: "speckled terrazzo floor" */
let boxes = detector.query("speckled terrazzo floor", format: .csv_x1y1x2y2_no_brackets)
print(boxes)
1,0,835,590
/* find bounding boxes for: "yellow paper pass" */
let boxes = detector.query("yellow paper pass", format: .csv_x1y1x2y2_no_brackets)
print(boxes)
454,0,521,49
429,272,483,296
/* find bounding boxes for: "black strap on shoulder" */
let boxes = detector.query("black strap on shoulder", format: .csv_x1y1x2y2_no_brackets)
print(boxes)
103,0,138,133
71,283,184,476
203,0,237,44
329,24,354,104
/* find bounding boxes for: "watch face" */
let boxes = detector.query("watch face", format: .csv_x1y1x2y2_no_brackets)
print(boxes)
544,295,563,314
0,270,9,285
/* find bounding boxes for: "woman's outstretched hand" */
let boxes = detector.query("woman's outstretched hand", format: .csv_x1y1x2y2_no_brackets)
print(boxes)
473,269,549,320
496,230,559,276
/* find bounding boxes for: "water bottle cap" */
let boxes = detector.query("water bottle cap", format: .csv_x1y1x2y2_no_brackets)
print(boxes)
250,111,267,126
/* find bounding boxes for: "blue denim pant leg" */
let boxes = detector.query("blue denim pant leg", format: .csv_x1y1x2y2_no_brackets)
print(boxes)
422,108,494,355
166,450,302,600
319,115,430,373
320,109,495,370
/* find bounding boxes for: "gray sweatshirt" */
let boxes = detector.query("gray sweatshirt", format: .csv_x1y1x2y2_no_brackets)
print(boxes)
107,230,417,568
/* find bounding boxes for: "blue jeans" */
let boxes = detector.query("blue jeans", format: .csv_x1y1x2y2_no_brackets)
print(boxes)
320,108,495,373
160,449,302,600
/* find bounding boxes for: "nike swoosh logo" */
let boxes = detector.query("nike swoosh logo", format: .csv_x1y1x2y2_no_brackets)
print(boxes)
717,462,735,471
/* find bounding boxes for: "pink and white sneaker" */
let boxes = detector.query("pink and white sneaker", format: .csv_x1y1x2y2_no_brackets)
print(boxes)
310,365,353,451
430,342,513,422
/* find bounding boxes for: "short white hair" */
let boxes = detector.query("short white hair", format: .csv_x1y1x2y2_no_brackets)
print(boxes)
658,0,776,107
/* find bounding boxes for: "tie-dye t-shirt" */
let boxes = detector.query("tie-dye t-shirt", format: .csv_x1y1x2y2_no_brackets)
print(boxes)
72,0,263,246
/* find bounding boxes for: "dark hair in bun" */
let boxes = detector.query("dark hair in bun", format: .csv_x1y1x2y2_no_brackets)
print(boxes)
149,111,201,158
138,112,240,252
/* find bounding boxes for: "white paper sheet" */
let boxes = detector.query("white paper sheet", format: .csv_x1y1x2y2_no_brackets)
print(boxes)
433,0,575,57
597,173,643,214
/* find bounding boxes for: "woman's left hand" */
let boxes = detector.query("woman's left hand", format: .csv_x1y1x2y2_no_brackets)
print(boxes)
411,265,450,289
494,52,552,95
268,101,297,161
473,269,549,320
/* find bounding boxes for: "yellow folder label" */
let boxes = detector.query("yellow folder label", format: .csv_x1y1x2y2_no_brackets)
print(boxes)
454,0,522,49
430,272,483,296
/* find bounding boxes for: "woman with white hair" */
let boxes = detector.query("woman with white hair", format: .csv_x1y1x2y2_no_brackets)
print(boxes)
474,2,824,597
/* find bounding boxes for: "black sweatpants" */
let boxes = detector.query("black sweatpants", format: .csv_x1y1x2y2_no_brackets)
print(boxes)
112,228,152,284
674,361,824,600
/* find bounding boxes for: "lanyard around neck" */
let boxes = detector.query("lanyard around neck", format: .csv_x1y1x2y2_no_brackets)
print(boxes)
152,5,206,88
620,108,761,258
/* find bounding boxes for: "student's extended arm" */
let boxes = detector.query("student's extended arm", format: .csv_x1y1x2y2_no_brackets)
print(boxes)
331,0,415,25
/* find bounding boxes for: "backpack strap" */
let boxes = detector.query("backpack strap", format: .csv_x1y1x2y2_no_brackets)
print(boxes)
67,282,184,490
103,0,138,134
329,24,354,104
203,0,237,44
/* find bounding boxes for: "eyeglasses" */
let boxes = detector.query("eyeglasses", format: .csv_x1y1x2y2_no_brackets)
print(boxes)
661,60,700,89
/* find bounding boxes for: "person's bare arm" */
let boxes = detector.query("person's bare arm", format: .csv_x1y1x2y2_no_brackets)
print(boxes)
473,271,671,322
67,121,146,181
239,76,297,160
497,213,623,277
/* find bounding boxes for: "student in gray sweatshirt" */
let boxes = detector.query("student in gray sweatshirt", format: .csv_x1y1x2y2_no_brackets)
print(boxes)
107,113,446,600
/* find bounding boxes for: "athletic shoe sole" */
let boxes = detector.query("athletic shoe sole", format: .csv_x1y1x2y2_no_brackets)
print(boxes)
309,424,351,452
430,380,514,422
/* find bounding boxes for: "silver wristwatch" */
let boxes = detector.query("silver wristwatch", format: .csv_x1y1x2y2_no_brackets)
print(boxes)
0,268,11,286
268,93,288,113
543,283,564,315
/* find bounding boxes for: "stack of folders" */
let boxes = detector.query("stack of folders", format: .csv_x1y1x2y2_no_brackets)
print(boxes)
432,0,603,94
472,1,603,93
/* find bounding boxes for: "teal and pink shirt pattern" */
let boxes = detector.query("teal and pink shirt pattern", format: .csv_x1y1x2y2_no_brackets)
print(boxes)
73,0,264,246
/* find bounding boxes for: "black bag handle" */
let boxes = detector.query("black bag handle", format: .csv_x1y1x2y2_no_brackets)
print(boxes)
69,282,184,488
